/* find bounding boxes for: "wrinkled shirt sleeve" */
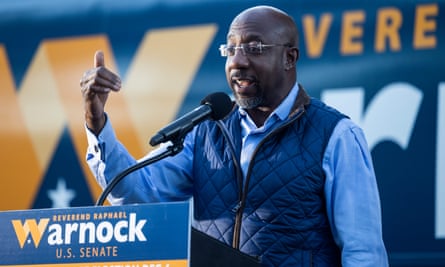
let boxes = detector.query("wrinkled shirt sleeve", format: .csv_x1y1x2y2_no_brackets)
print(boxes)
323,118,389,267
85,115,194,205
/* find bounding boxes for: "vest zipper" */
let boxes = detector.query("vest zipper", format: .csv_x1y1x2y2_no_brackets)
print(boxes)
231,108,306,249
232,201,242,213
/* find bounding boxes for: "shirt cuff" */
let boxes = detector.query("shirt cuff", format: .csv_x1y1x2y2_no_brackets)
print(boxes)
85,113,118,162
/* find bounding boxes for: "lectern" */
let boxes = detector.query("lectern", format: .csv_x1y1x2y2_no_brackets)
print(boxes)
191,228,260,267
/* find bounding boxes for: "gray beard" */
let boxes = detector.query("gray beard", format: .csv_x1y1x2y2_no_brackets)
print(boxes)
236,96,262,109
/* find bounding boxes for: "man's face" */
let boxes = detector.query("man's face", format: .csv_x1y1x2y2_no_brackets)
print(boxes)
224,12,289,110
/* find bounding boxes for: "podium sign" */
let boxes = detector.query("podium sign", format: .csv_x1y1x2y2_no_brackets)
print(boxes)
0,201,191,267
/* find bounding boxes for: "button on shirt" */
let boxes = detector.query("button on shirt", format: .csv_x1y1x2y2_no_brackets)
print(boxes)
86,83,388,266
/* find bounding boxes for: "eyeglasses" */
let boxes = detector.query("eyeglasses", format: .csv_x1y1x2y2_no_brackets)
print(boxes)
219,42,288,57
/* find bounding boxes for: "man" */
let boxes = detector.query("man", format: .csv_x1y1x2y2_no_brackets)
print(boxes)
80,5,388,266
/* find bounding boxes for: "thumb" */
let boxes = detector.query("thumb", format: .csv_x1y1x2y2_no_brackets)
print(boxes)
94,50,105,68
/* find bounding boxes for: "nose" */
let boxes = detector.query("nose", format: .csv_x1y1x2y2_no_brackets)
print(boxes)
227,48,249,69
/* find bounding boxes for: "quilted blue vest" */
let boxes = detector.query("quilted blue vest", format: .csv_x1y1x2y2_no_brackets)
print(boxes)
192,89,345,266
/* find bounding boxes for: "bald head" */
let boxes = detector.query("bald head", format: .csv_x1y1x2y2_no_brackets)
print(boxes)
230,6,299,48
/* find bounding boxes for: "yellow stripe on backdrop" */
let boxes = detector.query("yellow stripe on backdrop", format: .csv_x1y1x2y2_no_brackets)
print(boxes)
0,45,42,210
0,24,217,209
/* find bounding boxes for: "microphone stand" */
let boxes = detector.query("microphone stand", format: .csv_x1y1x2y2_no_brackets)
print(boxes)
95,136,185,206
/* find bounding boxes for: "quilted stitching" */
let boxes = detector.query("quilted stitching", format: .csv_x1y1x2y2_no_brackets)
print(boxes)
192,98,344,266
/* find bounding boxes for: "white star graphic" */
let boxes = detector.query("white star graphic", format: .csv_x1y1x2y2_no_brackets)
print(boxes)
47,178,76,208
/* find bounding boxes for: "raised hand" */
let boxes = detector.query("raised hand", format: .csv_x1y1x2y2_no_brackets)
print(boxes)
80,51,121,135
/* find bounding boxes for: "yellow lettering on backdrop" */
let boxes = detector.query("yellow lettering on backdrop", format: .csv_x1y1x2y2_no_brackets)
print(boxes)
302,13,333,58
0,24,217,209
341,10,365,55
302,4,439,56
414,3,438,49
375,7,402,52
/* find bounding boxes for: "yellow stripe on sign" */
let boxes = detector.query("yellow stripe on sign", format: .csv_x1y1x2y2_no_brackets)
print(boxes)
2,259,188,267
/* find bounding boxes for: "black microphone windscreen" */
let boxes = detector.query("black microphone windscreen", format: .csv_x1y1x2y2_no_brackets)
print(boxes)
200,92,233,120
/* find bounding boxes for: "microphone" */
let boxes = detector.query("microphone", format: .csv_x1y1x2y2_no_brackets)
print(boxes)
149,92,233,146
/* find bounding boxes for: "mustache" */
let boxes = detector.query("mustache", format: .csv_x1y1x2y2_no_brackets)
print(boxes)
230,71,256,82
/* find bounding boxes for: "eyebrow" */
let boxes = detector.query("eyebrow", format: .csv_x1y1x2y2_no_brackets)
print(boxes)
226,33,263,43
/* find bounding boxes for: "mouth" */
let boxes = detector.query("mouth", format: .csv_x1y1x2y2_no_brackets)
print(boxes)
234,78,253,88
231,77,257,95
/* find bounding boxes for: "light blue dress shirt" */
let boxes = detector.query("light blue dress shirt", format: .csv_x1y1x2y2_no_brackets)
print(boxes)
86,83,388,266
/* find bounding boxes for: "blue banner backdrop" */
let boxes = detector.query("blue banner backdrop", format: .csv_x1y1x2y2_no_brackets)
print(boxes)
0,1,444,266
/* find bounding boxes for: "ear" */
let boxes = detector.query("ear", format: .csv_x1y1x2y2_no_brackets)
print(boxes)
284,47,299,70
